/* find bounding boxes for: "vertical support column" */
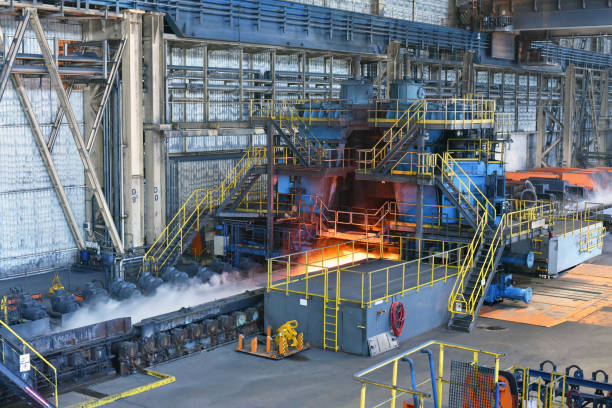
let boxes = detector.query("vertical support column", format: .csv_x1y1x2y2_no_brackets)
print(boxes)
239,47,244,121
352,55,362,79
599,70,609,162
328,55,334,100
371,0,384,15
122,10,145,249
403,53,411,79
266,122,275,259
144,12,165,245
202,43,208,122
562,64,575,167
301,52,307,99
535,106,544,167
416,131,424,238
270,50,276,102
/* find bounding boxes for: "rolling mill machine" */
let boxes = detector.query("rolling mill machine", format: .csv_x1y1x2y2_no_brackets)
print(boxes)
139,70,606,356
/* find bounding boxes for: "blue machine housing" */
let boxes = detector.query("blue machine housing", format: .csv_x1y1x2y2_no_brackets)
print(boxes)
484,274,532,304
440,160,506,224
340,79,375,105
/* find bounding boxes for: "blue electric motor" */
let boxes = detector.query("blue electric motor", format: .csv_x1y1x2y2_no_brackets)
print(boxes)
484,274,532,304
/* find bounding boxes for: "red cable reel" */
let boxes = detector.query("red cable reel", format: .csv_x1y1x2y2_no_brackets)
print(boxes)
390,302,405,337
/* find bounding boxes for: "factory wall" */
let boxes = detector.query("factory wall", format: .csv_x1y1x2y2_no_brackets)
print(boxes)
167,46,351,123
165,130,267,218
291,0,450,26
0,18,84,278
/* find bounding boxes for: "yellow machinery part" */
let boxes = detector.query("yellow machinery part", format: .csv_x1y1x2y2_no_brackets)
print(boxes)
274,320,299,348
48,273,64,295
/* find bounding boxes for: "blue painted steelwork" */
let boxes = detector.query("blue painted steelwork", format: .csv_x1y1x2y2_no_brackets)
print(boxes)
56,0,488,55
17,1,607,69
401,357,420,408
484,274,532,304
420,349,440,408
531,41,612,69
502,252,535,268
518,364,612,407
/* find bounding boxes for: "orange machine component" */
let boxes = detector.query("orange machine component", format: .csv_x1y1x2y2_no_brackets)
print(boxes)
192,231,204,257
461,372,517,408
507,167,612,192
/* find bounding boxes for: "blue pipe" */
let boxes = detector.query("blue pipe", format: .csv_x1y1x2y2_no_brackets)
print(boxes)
420,349,439,408
495,381,505,408
401,357,419,408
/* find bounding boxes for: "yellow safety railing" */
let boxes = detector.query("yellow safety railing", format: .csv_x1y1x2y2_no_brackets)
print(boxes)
143,146,267,276
421,153,496,318
357,101,424,172
354,341,504,408
510,367,567,408
368,97,496,127
449,203,558,319
267,235,468,309
446,138,505,163
249,98,351,125
0,319,58,407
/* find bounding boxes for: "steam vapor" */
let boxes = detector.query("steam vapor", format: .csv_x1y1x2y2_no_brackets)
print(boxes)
62,271,255,330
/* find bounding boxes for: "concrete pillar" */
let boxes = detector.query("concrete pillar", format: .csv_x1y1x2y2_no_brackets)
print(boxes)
122,10,145,249
461,51,475,96
352,55,362,79
143,13,166,245
82,20,122,242
371,0,384,16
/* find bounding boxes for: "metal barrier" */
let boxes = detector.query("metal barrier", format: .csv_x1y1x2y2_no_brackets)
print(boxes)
249,98,352,125
446,138,505,164
368,97,496,127
0,319,58,407
267,235,468,309
354,340,504,408
511,366,567,408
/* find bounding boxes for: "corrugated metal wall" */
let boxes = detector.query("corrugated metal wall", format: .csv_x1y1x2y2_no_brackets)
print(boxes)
291,0,449,26
0,17,84,278
166,131,266,217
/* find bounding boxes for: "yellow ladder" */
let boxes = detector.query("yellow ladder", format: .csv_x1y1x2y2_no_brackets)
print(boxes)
323,269,340,351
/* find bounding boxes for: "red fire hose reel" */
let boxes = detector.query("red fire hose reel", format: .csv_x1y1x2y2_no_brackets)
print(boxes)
390,302,405,337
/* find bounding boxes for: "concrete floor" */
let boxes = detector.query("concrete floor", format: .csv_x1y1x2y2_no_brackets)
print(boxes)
62,318,612,408
58,236,612,408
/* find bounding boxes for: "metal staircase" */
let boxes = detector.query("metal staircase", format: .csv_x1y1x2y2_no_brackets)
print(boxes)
218,165,265,212
436,153,496,230
448,238,505,332
143,146,267,276
271,109,324,167
357,101,424,174
143,117,326,276
446,201,555,331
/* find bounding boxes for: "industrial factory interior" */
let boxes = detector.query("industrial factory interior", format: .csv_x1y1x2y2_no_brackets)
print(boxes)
0,0,611,407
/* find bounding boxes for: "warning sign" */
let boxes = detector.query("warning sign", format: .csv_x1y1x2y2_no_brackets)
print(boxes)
19,354,30,372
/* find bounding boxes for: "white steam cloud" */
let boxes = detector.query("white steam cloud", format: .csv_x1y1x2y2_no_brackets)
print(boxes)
62,272,258,330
